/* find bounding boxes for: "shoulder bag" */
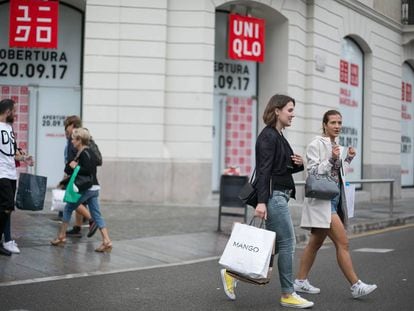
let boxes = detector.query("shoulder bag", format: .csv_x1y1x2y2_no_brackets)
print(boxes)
238,169,257,207
305,169,339,200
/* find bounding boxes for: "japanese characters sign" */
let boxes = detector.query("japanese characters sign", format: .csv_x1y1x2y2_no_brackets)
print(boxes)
9,0,58,49
228,14,265,62
401,63,414,186
339,38,363,182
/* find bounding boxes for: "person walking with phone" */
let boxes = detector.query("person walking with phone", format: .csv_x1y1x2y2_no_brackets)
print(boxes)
220,94,314,309
294,109,377,299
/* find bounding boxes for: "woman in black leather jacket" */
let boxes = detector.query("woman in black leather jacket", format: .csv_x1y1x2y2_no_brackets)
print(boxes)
220,94,313,309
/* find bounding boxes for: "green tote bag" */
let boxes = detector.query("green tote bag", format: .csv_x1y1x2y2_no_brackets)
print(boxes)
63,166,82,203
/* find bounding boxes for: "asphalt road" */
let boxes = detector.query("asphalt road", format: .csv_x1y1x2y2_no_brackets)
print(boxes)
1,225,413,311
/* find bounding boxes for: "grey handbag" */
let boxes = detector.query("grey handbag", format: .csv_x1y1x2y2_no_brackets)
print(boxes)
305,170,339,200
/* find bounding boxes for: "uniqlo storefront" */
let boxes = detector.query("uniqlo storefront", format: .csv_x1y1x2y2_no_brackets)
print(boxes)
0,1,82,186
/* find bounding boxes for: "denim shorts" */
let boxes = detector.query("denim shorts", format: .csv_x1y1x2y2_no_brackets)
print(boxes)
331,193,340,214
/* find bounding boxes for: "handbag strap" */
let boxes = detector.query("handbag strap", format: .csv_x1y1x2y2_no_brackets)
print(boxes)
249,168,256,183
74,146,91,162
249,167,273,196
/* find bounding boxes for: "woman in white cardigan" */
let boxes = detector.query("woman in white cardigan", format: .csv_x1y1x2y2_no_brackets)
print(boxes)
294,110,377,299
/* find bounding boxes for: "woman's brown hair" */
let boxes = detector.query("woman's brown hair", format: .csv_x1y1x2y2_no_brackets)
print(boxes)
322,109,342,134
262,94,295,126
64,115,82,129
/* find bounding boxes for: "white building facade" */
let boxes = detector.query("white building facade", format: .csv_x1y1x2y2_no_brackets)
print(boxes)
1,0,413,204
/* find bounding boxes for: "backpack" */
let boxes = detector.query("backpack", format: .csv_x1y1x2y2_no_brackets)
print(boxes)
89,138,103,166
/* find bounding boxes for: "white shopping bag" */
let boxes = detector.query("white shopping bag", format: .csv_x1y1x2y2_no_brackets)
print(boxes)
344,183,355,218
50,189,66,212
219,222,276,280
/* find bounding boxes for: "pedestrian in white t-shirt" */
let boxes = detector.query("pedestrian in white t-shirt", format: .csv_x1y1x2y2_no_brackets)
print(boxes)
0,99,33,256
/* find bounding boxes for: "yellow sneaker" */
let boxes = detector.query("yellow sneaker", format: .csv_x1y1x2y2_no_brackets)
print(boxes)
280,292,314,308
220,269,236,300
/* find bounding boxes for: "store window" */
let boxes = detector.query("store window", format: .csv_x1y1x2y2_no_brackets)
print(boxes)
0,2,82,186
401,63,414,186
212,11,258,190
339,37,363,181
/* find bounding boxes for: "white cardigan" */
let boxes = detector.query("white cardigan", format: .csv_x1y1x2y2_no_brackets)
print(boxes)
300,136,350,229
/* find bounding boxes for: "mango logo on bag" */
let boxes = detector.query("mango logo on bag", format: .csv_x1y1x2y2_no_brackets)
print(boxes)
232,241,259,253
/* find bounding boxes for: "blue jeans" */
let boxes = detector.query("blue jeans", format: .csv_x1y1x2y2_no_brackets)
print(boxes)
265,190,295,294
63,190,106,229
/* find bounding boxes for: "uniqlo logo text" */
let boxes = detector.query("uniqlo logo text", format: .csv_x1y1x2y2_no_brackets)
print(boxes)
339,60,348,84
350,63,359,86
9,0,58,49
402,82,405,101
406,83,412,103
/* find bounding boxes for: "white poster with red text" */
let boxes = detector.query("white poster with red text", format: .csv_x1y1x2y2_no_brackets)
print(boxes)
401,63,414,186
212,12,258,190
339,38,362,181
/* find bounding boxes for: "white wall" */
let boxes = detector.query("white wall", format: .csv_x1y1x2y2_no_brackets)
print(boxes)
83,0,168,161
80,0,407,203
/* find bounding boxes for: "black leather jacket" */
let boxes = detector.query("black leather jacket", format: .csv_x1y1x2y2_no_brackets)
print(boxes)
65,148,99,186
255,126,303,203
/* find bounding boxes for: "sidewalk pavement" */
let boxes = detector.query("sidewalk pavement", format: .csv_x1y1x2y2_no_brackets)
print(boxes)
1,195,414,286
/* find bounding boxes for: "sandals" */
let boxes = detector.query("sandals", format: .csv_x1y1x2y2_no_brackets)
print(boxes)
50,237,66,246
95,242,112,253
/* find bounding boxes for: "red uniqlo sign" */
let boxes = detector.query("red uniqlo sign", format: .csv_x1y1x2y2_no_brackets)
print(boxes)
228,14,265,62
9,0,59,49
350,63,359,86
340,60,349,84
402,82,405,101
406,83,412,103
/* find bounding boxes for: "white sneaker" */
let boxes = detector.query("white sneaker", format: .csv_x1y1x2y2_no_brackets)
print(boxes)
351,280,377,298
294,279,321,294
3,240,20,254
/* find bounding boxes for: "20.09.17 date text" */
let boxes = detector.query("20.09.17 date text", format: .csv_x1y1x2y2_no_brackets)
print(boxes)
0,62,67,79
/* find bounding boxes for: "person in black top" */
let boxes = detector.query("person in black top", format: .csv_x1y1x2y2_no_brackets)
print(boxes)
220,95,313,309
51,128,112,252
60,115,93,238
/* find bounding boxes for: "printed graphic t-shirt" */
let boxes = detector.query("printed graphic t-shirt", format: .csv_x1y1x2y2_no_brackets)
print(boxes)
0,122,17,180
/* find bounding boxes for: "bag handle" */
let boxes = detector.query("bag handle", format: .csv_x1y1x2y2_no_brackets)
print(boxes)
248,216,266,228
309,167,336,182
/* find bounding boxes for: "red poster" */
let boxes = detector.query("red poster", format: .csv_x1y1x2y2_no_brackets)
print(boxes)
228,14,265,62
350,63,359,86
340,60,349,84
406,83,412,103
9,0,59,49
